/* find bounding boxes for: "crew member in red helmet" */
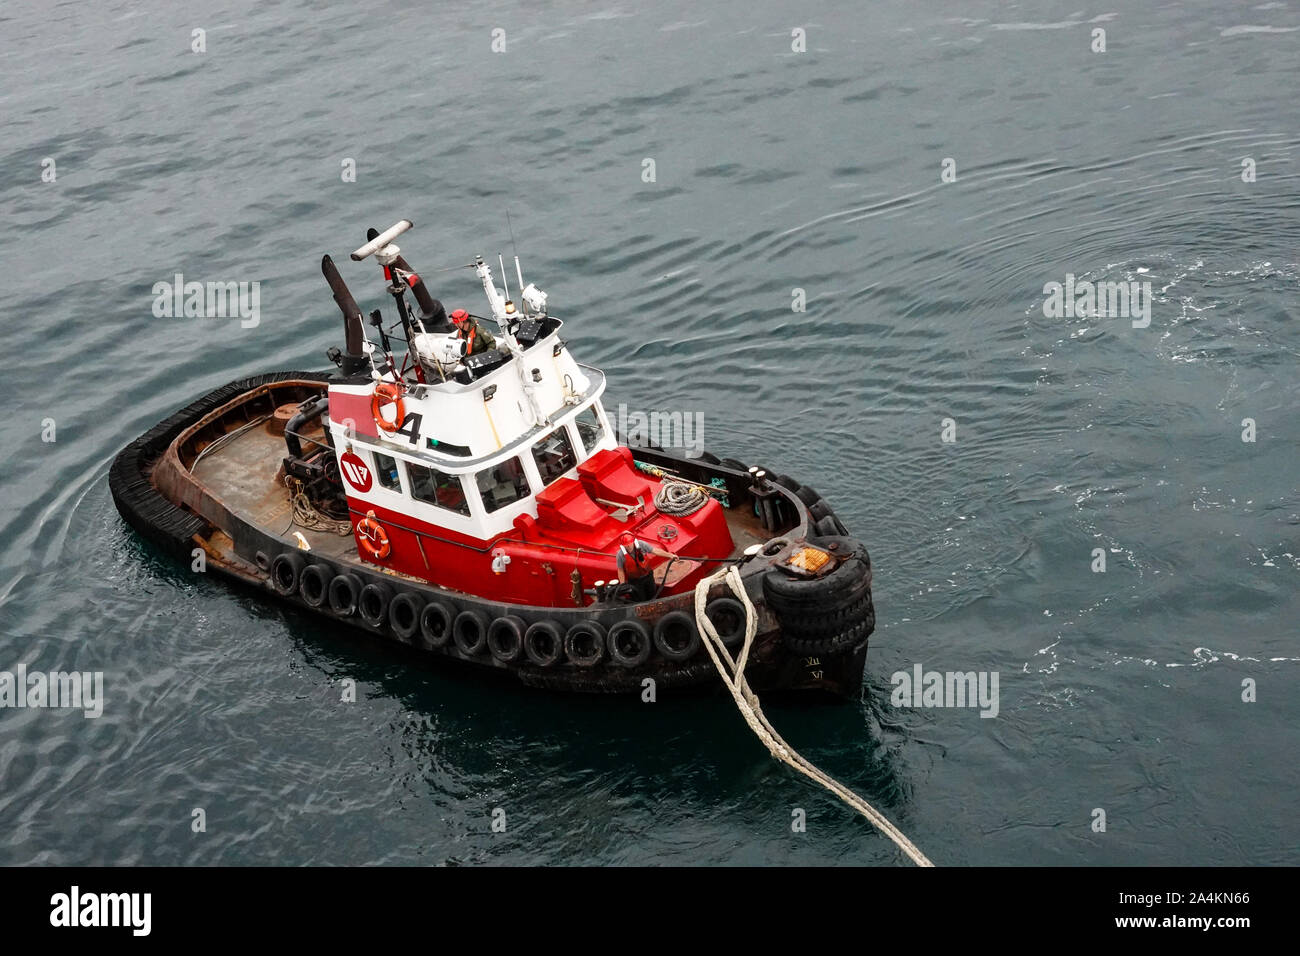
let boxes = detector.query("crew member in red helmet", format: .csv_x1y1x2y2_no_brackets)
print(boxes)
614,532,675,600
449,308,496,356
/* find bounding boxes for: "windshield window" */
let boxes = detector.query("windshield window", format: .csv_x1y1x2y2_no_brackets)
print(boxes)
531,428,577,485
475,457,531,513
406,462,470,516
574,405,605,453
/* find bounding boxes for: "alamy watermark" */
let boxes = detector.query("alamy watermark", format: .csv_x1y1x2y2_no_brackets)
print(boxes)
617,403,704,459
151,273,260,328
891,663,999,718
0,665,103,718
1042,273,1150,328
50,886,150,936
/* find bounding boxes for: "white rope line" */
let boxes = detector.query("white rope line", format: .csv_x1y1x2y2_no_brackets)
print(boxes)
693,566,934,867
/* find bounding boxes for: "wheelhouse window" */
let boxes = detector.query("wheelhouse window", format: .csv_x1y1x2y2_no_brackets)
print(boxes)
406,462,471,516
372,452,402,492
531,428,577,486
573,405,605,454
476,456,531,513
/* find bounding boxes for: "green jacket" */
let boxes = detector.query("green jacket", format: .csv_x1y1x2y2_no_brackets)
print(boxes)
459,319,496,355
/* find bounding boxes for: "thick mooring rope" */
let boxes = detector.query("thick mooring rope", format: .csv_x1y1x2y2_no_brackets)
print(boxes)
693,566,934,867
654,480,710,516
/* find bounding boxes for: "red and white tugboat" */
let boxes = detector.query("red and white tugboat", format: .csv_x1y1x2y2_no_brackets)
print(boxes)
111,221,875,696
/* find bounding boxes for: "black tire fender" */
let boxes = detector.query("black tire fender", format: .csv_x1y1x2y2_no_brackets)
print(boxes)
523,620,564,667
809,498,833,522
781,597,875,655
359,581,393,628
653,610,701,662
704,597,747,648
795,485,821,508
271,552,306,596
327,572,363,617
783,591,875,638
762,536,872,608
564,620,606,668
419,600,455,649
299,562,334,608
814,514,841,537
607,619,653,668
453,609,490,656
388,592,423,642
487,615,526,663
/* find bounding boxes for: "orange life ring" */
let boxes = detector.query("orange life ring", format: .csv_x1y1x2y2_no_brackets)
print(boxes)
371,382,405,433
356,510,392,560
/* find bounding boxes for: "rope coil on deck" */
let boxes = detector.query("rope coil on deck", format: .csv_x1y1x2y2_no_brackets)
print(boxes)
654,481,709,516
282,477,353,536
692,566,934,867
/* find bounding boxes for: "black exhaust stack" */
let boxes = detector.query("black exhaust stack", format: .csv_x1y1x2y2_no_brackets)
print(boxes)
321,255,369,375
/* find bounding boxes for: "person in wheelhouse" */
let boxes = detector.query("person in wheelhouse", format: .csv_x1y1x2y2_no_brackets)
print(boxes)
449,308,496,356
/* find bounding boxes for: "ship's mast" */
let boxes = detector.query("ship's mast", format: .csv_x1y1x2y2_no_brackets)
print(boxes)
351,221,419,383
475,255,548,427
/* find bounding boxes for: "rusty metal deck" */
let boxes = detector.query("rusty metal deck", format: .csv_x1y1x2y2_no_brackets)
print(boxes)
190,418,357,559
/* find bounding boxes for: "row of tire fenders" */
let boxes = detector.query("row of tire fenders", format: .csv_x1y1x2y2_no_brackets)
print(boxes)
265,550,746,669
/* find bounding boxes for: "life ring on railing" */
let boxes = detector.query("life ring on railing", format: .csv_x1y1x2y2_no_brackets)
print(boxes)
371,382,405,433
356,510,391,560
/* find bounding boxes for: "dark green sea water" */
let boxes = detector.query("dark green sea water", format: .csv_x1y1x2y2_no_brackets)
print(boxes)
1,0,1297,865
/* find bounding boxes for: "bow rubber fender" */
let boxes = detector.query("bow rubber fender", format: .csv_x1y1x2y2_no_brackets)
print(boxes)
299,562,334,608
772,474,800,493
487,615,526,663
781,593,875,656
704,597,747,648
523,620,564,667
768,571,872,615
652,610,700,662
388,591,423,642
809,498,833,522
359,581,393,628
795,485,821,508
698,451,721,465
762,536,872,609
607,619,653,668
564,620,606,668
783,614,874,657
271,552,306,596
328,572,363,617
453,609,490,656
419,600,455,649
814,514,841,537
720,457,747,472
782,589,874,639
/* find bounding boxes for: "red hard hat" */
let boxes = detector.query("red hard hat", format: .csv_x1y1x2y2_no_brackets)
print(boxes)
450,309,468,324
